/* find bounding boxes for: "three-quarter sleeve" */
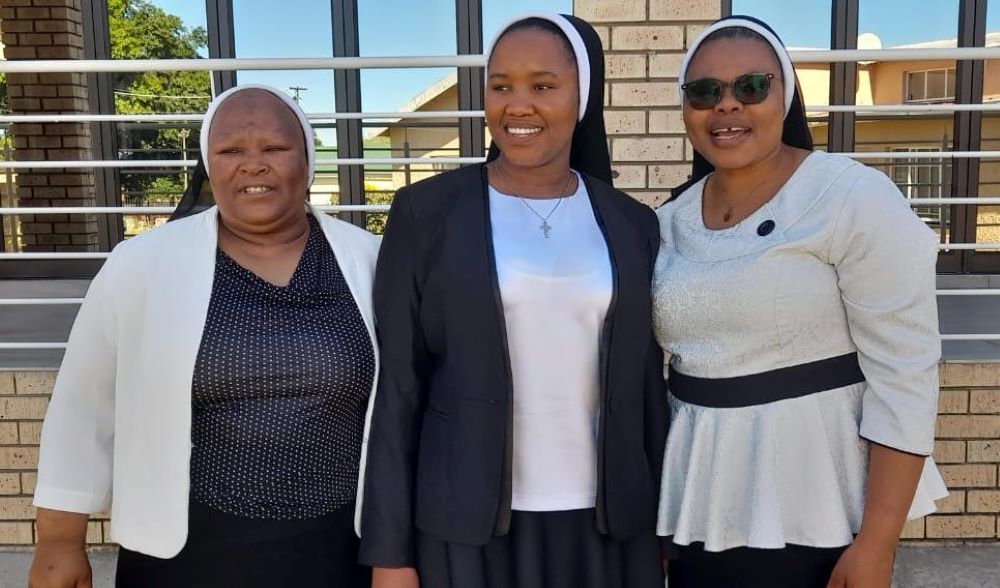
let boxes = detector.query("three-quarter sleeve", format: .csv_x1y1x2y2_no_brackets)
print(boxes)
828,168,941,456
358,188,428,567
33,257,119,513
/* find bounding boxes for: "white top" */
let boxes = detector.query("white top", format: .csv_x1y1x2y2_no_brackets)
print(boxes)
33,206,381,558
653,151,948,552
489,175,613,511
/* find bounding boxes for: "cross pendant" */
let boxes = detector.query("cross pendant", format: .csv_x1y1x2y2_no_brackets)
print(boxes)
540,220,552,238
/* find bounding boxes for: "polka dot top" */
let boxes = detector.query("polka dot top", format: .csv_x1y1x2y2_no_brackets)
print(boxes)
189,214,375,520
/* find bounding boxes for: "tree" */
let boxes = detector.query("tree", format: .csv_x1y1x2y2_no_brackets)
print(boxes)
360,184,393,235
0,73,8,114
108,0,211,203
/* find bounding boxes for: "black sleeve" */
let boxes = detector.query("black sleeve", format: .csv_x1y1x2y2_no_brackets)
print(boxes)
641,211,669,486
359,188,428,568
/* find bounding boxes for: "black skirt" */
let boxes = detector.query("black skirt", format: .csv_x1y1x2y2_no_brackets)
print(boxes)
416,508,664,588
115,501,369,588
667,541,849,588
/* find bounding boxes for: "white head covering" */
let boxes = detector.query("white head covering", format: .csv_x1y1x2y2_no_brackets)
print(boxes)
486,11,591,122
678,17,796,118
199,84,316,187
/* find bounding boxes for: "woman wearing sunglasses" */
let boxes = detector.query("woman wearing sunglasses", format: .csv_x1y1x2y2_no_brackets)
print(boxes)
653,16,947,587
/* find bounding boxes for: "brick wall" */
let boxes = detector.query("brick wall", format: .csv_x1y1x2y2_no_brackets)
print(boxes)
574,0,722,206
0,372,107,546
3,364,1000,546
0,0,99,252
902,364,1000,541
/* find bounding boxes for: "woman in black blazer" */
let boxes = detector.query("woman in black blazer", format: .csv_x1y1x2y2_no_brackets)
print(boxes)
360,12,667,588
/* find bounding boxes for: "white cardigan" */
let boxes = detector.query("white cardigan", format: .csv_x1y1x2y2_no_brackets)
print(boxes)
33,206,381,558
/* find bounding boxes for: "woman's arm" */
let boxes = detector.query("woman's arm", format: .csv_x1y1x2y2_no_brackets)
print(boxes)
359,188,428,584
29,508,92,588
825,169,941,587
31,258,120,587
827,445,924,587
33,260,118,514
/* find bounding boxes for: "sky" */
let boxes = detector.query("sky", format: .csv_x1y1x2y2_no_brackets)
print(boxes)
149,0,1000,138
733,0,1000,48
151,0,572,117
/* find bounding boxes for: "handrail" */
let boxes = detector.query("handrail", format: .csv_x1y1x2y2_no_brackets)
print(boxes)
787,47,1000,62
0,48,996,76
0,205,391,215
0,151,996,171
4,242,999,260
0,104,995,124
0,157,484,169
807,104,1000,113
0,111,485,124
5,289,1000,306
0,199,998,217
0,55,486,74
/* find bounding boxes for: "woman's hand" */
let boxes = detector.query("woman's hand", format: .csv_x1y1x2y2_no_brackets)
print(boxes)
29,508,92,588
826,443,923,587
371,566,419,588
28,541,92,588
826,535,894,588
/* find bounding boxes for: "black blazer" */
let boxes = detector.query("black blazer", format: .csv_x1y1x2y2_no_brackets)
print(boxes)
358,164,668,567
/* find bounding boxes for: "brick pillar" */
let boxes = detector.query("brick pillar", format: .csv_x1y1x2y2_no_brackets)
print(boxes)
1,0,98,252
574,0,723,207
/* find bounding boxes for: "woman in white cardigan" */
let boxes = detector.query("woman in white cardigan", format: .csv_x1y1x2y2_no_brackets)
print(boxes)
29,85,379,588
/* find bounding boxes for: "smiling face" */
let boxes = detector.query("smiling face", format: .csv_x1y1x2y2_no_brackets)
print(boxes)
485,26,579,173
683,37,786,173
206,90,309,232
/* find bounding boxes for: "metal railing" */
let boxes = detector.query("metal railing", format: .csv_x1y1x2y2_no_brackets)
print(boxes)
2,48,1000,350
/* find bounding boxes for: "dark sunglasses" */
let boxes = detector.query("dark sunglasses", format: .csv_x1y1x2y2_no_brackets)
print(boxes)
681,73,777,109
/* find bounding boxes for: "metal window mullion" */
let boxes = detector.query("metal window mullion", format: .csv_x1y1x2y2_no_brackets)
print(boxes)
827,0,858,153
206,0,236,93
951,0,987,272
457,0,485,159
83,0,122,251
960,0,997,272
332,0,365,228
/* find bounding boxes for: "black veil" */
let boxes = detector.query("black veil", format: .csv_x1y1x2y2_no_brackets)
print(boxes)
669,15,814,201
485,13,613,185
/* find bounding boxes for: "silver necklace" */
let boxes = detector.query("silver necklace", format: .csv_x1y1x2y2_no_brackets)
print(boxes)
494,162,575,239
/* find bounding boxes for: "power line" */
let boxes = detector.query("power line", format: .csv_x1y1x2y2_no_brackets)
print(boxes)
113,90,211,100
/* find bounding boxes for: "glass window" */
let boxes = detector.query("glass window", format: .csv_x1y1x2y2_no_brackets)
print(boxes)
890,147,948,227
905,68,955,102
907,71,927,101
356,0,457,232
109,0,211,237
731,0,832,49
483,0,573,39
974,4,1000,257
926,69,948,101
733,1,832,154
233,0,337,209
856,0,960,244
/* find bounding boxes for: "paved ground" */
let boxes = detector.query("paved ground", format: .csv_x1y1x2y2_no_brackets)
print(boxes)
1,544,998,587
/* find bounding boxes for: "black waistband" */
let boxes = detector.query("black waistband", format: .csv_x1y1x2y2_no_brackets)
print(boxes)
668,353,865,408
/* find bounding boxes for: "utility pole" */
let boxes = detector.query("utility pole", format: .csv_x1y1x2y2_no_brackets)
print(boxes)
289,86,308,104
